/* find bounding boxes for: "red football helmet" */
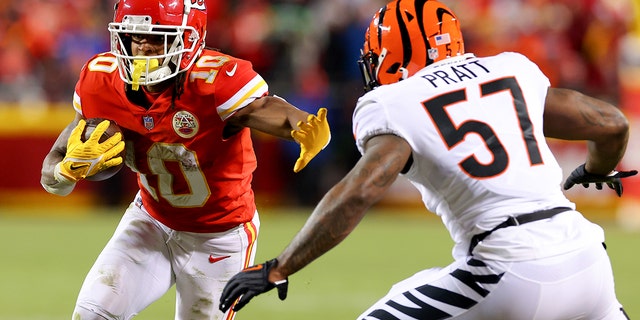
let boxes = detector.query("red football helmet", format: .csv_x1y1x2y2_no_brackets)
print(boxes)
109,0,207,87
358,0,464,91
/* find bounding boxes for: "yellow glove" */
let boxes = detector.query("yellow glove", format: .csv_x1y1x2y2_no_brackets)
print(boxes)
56,119,125,182
291,108,331,173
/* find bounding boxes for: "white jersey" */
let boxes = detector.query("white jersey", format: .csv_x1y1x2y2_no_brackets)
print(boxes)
353,52,604,261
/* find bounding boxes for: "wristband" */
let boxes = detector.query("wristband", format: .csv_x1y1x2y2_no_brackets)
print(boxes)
42,162,77,196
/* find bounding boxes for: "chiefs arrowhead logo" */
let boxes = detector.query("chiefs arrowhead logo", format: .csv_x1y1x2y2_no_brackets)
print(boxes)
172,110,199,139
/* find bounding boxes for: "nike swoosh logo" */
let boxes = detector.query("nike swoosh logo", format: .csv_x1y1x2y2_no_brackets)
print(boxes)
69,163,89,170
225,63,238,77
209,255,231,264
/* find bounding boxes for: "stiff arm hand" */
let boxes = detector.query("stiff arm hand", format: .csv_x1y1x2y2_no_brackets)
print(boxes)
219,259,288,312
291,108,330,173
563,164,637,197
56,119,125,182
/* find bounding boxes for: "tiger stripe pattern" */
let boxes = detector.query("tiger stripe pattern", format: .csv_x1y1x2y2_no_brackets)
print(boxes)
361,258,503,320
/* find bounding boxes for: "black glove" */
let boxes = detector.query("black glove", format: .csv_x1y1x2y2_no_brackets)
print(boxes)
219,258,288,313
563,164,637,197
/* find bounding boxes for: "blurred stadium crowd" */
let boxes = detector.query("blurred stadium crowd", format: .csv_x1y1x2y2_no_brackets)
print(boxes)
1,0,639,207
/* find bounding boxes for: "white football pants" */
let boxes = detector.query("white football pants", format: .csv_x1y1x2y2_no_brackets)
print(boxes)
72,201,259,320
359,242,628,319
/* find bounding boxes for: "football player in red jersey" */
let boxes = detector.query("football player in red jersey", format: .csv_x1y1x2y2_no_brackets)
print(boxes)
40,0,330,319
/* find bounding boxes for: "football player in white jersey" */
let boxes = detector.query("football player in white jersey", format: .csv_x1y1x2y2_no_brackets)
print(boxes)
219,0,636,319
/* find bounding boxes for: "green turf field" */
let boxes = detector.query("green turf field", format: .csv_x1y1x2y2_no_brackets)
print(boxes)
0,207,638,319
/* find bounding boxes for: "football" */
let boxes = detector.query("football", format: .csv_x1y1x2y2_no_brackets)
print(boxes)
82,118,125,181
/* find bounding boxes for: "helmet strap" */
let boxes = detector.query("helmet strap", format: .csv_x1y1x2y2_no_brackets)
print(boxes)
399,67,409,81
147,66,173,82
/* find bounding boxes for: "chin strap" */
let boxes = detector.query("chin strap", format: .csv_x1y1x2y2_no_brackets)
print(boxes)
147,66,173,82
42,162,77,196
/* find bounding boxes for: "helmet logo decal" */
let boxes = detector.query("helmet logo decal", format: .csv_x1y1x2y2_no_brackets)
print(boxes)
190,0,206,11
434,33,451,46
173,111,199,139
428,48,439,60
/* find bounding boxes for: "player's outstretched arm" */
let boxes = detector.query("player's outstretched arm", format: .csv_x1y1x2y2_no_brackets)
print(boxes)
543,88,635,194
228,95,331,172
219,134,412,312
229,95,310,139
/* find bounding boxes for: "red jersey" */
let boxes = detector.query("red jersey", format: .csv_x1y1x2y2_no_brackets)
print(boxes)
73,49,268,232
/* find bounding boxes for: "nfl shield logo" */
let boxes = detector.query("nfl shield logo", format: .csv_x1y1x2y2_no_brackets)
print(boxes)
143,116,154,130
